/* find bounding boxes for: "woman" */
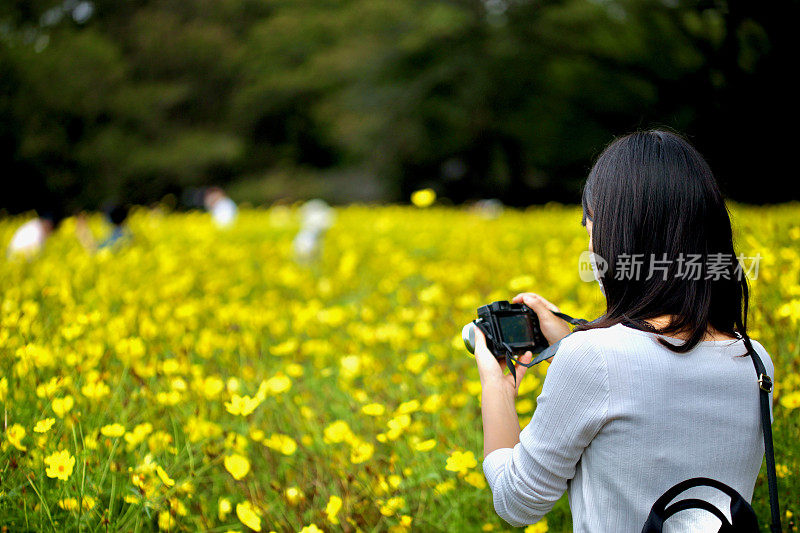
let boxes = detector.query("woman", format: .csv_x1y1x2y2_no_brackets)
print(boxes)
474,130,774,532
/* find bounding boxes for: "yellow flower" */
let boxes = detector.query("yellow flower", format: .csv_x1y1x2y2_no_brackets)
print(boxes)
325,495,342,524
101,423,126,438
445,450,477,474
58,498,79,511
52,395,74,417
258,374,291,397
361,403,385,416
81,380,111,399
285,486,304,505
44,449,76,481
218,497,232,520
224,453,251,480
779,391,800,410
263,433,297,456
404,352,428,374
158,510,176,530
395,399,420,415
524,521,549,533
379,496,405,516
236,501,262,531
299,525,323,533
350,440,374,464
157,465,176,486
286,363,304,377
199,376,225,399
323,420,353,444
516,398,534,414
225,394,261,416
6,424,27,451
434,479,455,495
411,188,436,208
464,471,486,489
413,439,437,452
124,423,153,449
33,418,55,433
57,497,96,511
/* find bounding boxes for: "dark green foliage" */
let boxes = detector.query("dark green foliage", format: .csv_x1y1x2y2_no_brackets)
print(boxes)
0,0,797,209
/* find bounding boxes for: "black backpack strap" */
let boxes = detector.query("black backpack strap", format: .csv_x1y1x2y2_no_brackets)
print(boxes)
641,477,759,532
741,336,782,533
662,499,731,527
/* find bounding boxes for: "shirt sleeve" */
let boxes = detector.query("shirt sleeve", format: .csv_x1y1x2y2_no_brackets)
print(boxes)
482,335,610,527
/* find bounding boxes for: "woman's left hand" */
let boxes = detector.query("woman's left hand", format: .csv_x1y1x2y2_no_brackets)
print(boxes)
472,325,533,397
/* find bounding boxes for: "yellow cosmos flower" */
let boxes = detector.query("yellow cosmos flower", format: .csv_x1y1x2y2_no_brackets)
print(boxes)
263,374,292,395
57,496,96,511
6,424,27,451
124,422,153,449
199,376,225,399
404,352,428,374
350,440,374,464
285,486,304,505
413,439,437,452
325,495,342,524
44,449,76,480
395,399,420,415
463,471,487,489
218,497,232,520
361,403,385,416
378,496,405,517
225,394,261,416
33,418,55,433
157,465,176,487
299,525,323,533
52,395,74,417
434,479,455,495
236,500,262,531
780,391,800,410
323,420,353,444
445,450,477,474
263,433,297,456
411,188,436,208
81,381,111,399
524,521,549,533
516,398,534,414
158,510,176,530
224,453,250,480
101,423,126,437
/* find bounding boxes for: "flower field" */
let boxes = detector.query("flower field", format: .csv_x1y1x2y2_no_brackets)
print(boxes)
1,204,798,532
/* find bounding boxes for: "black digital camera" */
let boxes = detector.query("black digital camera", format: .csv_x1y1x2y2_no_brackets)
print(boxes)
462,300,549,360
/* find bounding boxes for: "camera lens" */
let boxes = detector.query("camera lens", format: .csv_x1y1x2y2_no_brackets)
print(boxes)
462,323,476,354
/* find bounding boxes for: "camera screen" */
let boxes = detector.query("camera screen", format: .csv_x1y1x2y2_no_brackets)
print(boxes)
497,314,534,344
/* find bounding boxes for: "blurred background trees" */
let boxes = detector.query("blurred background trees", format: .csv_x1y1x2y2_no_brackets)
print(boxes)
1,0,797,210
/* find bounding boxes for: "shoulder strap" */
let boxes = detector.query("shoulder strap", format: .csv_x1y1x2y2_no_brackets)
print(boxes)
741,336,782,533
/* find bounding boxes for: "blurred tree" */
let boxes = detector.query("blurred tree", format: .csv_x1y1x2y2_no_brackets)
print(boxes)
0,0,797,209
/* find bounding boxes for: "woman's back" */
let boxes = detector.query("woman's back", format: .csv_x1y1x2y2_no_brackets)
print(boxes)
483,323,774,532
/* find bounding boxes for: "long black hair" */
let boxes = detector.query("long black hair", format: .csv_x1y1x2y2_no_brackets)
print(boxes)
577,129,749,353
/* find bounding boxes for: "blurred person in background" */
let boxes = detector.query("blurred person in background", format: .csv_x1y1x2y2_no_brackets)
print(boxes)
6,209,64,258
204,187,238,228
76,205,131,251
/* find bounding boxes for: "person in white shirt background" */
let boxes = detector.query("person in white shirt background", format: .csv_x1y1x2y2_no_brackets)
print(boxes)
6,211,63,258
473,130,774,532
204,186,238,228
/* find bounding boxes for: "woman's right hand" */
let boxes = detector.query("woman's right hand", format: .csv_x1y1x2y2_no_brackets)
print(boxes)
512,292,572,345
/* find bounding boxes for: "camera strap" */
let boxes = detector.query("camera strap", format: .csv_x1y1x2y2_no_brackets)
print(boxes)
502,310,590,385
